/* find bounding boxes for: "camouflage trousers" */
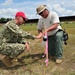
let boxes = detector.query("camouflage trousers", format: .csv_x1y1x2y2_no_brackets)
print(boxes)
0,43,25,58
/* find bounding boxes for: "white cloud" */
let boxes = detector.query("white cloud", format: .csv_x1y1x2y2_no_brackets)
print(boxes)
0,8,18,18
47,0,51,1
73,0,75,2
2,0,13,6
53,4,65,12
0,0,75,19
60,2,65,5
64,10,75,16
72,11,75,15
53,4,75,16
47,4,52,10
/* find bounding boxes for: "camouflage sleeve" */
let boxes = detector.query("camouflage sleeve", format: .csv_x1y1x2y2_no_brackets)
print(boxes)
6,20,35,39
21,30,35,39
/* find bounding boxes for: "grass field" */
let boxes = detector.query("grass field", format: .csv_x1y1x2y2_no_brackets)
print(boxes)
0,21,75,75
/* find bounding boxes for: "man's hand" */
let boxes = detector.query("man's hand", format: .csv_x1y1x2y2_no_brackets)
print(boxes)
35,32,43,39
25,42,30,50
43,29,48,35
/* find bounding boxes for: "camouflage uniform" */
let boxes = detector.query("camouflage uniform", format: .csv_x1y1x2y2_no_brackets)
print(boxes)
0,20,35,58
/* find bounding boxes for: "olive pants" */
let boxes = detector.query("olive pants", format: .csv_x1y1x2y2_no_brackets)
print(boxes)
48,31,63,59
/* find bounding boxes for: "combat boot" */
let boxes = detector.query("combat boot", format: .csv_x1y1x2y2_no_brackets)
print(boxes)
56,59,62,64
2,56,13,67
12,58,18,63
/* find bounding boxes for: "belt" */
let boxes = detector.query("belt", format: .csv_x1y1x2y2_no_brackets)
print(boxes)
48,29,63,37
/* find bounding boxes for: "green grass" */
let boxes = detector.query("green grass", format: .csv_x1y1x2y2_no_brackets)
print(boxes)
20,24,37,31
0,21,75,75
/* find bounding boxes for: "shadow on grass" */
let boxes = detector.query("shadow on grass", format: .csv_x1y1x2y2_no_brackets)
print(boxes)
18,52,45,65
0,53,45,70
0,60,5,67
20,53,44,61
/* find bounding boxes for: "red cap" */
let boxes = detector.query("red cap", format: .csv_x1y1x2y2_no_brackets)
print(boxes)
15,12,28,21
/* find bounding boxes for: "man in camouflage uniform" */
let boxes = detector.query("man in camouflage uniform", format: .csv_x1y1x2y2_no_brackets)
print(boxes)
0,12,35,67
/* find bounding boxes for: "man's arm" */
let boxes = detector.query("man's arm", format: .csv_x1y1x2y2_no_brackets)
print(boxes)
35,29,43,39
44,23,59,34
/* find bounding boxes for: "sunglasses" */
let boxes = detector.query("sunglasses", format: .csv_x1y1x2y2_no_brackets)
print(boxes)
39,9,46,15
39,11,43,15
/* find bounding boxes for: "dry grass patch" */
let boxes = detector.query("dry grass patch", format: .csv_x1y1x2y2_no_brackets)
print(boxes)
0,22,75,75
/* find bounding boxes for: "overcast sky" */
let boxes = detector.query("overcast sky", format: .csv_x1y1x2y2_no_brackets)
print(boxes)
0,0,75,19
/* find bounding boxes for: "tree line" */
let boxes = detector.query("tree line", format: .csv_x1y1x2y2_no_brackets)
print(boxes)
0,17,13,23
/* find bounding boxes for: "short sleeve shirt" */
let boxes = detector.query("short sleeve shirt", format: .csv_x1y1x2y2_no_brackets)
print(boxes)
37,11,62,36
